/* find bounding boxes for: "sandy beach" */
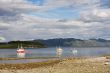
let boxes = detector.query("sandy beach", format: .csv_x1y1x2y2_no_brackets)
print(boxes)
0,57,110,73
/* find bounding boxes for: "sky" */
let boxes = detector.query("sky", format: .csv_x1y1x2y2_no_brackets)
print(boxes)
0,0,110,41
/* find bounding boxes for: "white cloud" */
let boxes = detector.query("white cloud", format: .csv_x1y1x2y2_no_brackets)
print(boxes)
93,9,110,18
0,0,110,41
80,8,110,23
0,36,6,42
44,0,100,8
1,13,110,41
0,0,38,10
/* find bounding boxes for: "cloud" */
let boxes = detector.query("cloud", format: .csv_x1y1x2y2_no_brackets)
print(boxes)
100,0,110,8
0,0,110,41
79,8,110,23
0,0,40,22
0,36,6,42
0,0,38,10
44,0,100,8
1,13,110,41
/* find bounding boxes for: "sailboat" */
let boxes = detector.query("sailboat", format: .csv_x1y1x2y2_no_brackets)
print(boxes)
56,47,63,53
56,46,63,57
17,44,26,58
72,48,78,54
56,39,63,57
56,39,63,52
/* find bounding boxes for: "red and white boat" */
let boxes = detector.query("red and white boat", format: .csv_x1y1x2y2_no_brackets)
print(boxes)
17,45,26,58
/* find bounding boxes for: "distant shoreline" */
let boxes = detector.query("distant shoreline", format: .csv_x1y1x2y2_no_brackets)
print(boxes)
0,46,110,49
0,41,46,49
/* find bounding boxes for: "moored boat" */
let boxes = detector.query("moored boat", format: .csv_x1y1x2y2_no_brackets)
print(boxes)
56,47,63,57
56,47,63,53
72,48,78,54
17,44,25,58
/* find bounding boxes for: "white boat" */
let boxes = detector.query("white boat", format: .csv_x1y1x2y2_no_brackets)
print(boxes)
72,48,78,54
56,47,63,57
56,47,63,53
16,44,26,58
56,39,63,57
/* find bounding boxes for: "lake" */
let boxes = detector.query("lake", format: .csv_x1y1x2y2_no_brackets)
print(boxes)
0,47,110,58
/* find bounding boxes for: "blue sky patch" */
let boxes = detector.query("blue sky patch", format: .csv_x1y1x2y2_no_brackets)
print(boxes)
27,0,44,6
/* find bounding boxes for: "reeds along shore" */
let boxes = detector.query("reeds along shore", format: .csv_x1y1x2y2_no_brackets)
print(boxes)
0,57,110,73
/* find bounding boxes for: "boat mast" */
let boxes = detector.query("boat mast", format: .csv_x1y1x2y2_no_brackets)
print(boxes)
59,38,61,48
20,43,23,49
18,44,20,49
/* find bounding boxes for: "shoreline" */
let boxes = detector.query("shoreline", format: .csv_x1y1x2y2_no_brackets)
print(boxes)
0,60,61,70
0,57,59,60
0,57,110,73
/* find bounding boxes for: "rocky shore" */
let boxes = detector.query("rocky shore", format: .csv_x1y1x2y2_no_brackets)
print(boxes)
0,57,110,73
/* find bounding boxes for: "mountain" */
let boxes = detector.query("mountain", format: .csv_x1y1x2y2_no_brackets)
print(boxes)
0,38,110,49
35,38,110,47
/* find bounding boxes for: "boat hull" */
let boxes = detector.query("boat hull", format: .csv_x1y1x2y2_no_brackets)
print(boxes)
17,53,25,58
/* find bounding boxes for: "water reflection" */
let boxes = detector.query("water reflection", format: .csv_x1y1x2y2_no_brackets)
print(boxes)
71,49,78,56
56,47,63,57
0,58,57,64
17,53,25,58
56,51,63,57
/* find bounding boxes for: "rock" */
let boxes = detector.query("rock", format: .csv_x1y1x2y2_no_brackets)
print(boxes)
104,62,109,65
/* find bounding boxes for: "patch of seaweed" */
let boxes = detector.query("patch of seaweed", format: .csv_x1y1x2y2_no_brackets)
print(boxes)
0,60,61,70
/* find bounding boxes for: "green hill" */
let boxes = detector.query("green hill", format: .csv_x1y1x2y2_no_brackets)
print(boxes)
0,41,46,49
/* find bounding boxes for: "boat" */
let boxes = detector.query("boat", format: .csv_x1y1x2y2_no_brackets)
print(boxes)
56,39,63,52
56,47,63,57
72,48,78,54
16,44,26,58
56,47,63,53
56,39,63,57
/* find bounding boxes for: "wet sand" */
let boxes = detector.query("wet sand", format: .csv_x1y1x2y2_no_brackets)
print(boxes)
0,57,110,73
0,58,59,64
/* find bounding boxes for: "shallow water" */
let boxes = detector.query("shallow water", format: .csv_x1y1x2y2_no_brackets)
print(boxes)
0,58,58,64
0,47,110,64
0,47,110,58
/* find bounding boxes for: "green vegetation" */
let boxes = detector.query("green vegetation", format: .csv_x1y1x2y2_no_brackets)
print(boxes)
0,41,46,49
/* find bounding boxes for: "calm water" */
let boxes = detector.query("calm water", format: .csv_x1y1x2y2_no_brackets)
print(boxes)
0,47,110,58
